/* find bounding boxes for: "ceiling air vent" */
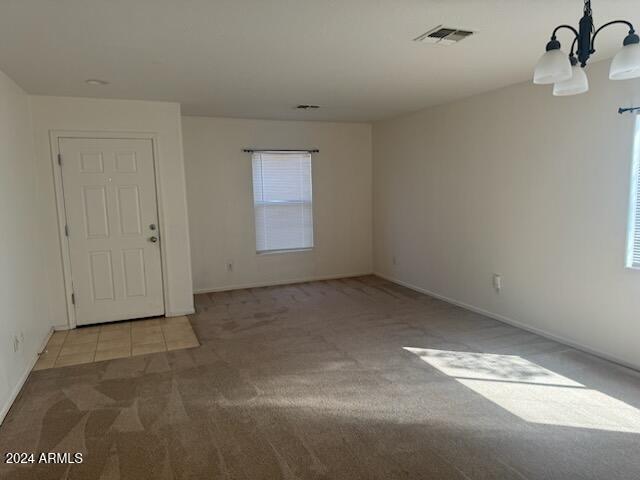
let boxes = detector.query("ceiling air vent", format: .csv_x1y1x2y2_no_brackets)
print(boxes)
414,26,474,45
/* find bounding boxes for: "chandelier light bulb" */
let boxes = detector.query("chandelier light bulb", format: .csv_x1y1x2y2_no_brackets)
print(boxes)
609,34,640,80
533,40,572,85
553,61,589,96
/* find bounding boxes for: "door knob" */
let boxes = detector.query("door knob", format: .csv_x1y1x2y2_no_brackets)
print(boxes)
149,236,158,243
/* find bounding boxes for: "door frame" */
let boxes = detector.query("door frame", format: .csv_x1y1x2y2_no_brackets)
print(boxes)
49,130,169,329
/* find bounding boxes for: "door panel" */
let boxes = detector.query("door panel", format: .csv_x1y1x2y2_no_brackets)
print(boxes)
89,251,115,300
117,185,142,235
60,138,164,325
82,185,110,238
122,248,147,297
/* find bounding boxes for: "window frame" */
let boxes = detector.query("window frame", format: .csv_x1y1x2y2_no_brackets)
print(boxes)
251,151,315,255
625,117,640,270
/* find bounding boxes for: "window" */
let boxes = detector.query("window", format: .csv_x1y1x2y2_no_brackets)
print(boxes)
628,119,640,269
252,151,313,253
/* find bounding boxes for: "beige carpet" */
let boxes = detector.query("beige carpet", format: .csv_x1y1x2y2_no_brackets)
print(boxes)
1,276,640,479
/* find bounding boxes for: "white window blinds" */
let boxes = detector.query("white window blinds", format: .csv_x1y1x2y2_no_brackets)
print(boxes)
628,122,640,268
252,151,314,253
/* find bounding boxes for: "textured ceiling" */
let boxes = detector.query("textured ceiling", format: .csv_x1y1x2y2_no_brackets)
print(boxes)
0,0,638,121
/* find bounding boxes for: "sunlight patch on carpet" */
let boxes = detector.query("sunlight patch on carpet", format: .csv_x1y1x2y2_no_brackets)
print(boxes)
404,348,640,434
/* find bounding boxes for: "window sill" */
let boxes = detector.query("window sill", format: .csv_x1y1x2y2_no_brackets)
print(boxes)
256,248,313,256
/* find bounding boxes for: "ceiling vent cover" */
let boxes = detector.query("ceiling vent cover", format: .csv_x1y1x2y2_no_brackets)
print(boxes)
414,26,474,45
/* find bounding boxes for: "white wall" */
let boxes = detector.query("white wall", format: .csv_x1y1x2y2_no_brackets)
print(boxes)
30,96,194,324
373,59,640,369
182,116,372,292
0,71,52,422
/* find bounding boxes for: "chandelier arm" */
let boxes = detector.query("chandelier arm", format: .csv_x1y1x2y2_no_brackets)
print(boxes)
551,24,580,41
570,37,578,56
590,20,636,53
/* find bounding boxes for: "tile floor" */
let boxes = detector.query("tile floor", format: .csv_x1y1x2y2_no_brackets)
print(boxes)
33,316,199,370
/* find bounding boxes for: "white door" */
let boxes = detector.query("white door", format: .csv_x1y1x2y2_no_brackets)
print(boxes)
59,138,164,325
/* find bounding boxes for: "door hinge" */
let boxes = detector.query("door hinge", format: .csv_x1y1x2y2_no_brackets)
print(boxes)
64,224,70,237
71,293,75,305
57,153,62,166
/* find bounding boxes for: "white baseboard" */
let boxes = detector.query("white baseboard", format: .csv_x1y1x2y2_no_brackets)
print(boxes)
194,272,374,294
0,327,54,425
375,272,640,373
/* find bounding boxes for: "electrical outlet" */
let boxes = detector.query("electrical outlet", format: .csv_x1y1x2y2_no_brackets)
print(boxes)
226,262,234,272
13,336,19,353
392,255,397,266
493,273,502,293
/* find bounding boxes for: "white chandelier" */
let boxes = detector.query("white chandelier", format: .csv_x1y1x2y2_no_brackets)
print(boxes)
533,0,640,96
